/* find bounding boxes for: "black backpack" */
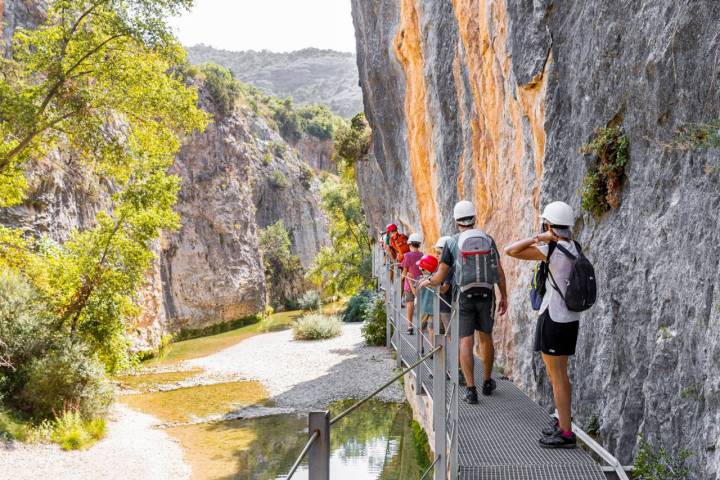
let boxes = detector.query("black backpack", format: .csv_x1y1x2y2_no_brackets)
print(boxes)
548,241,597,312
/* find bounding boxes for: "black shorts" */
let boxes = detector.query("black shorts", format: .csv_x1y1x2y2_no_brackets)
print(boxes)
458,288,494,337
534,309,579,356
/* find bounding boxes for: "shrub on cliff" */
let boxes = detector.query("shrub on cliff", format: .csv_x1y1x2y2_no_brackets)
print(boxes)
292,314,342,341
200,63,241,117
580,126,629,217
633,439,692,480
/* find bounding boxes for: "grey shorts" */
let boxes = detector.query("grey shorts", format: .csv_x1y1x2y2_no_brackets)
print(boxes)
402,290,415,303
458,288,494,338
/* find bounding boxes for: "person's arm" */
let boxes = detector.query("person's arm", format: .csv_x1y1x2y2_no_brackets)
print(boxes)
496,259,508,315
420,262,449,289
439,282,450,294
504,231,557,261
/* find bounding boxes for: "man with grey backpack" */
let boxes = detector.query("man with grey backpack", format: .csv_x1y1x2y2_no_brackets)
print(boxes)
419,200,508,404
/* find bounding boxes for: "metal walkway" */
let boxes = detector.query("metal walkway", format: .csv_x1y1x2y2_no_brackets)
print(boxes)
284,246,628,480
375,239,613,480
395,326,605,479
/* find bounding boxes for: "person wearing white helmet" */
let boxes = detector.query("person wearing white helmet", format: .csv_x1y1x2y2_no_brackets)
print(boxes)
419,200,508,404
400,232,424,335
505,200,581,449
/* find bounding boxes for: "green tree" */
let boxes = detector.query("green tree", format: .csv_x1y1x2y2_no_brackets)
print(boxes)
0,0,208,374
334,113,371,166
308,162,372,298
0,0,206,207
198,63,241,117
258,220,302,283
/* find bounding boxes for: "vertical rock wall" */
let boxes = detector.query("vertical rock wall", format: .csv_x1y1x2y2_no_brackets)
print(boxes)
352,0,720,475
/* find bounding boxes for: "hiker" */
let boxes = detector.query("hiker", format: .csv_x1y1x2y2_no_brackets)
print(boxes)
387,223,410,263
504,200,590,449
419,201,508,404
416,254,439,345
400,232,423,335
434,236,453,336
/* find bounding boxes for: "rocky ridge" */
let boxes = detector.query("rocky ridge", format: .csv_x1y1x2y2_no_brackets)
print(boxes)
186,46,363,118
352,0,719,476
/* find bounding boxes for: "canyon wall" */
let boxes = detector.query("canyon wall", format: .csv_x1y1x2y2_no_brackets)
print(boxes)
352,0,720,475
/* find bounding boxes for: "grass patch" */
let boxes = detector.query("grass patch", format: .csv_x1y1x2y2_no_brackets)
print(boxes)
50,411,106,451
292,313,342,340
121,381,268,424
174,315,261,342
580,125,629,217
142,311,299,367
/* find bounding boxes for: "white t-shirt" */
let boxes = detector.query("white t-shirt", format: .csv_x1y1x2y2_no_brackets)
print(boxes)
536,241,581,323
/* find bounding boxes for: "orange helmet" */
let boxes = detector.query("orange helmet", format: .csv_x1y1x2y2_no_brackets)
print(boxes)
386,223,398,233
417,255,439,273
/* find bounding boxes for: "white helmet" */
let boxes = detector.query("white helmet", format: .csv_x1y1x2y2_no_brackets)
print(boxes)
435,235,451,249
541,201,574,226
453,200,476,225
408,232,423,243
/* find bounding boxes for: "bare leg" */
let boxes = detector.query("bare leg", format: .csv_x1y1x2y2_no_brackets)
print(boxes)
406,300,414,329
460,335,475,387
542,353,572,432
477,331,494,382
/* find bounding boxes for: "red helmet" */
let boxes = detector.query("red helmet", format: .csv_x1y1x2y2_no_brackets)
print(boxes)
416,255,439,273
386,223,398,233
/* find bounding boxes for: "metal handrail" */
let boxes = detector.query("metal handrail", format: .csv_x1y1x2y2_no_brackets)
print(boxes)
286,430,320,478
420,455,442,480
330,345,441,426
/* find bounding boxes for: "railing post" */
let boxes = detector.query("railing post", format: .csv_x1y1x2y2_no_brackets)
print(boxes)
415,285,423,395
449,295,459,479
394,265,402,368
431,288,445,479
308,411,330,480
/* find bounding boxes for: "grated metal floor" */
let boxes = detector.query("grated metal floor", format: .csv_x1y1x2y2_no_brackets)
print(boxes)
394,327,606,480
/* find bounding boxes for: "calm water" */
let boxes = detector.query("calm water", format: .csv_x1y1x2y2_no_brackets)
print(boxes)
161,399,429,480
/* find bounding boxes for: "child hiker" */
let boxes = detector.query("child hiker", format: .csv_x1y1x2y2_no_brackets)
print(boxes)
400,232,423,335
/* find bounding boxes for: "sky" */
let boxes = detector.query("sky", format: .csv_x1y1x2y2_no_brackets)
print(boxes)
170,0,356,53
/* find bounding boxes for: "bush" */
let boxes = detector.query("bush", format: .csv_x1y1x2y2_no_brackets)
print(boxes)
50,410,106,451
270,170,290,189
292,314,342,341
16,340,114,420
342,289,374,322
634,439,692,480
361,293,387,346
580,125,629,217
200,63,241,117
298,290,322,310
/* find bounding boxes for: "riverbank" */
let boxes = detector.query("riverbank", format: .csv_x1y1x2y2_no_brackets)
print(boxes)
0,320,405,479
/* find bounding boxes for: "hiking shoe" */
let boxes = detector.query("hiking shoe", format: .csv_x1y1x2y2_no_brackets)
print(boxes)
463,387,478,405
542,418,560,436
482,378,496,396
542,417,573,436
539,431,577,449
407,327,414,335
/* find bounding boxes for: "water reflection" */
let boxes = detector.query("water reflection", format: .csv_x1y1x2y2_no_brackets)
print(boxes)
165,399,427,479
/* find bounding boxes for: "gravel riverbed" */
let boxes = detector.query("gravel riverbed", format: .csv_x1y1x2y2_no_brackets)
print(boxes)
0,323,402,478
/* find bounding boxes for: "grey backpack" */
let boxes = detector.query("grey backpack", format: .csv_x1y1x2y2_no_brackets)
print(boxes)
451,230,499,292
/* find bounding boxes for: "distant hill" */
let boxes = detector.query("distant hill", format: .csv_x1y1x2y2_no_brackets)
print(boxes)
186,45,363,118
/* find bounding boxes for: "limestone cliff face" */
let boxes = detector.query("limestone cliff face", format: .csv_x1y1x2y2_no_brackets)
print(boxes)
352,0,720,475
